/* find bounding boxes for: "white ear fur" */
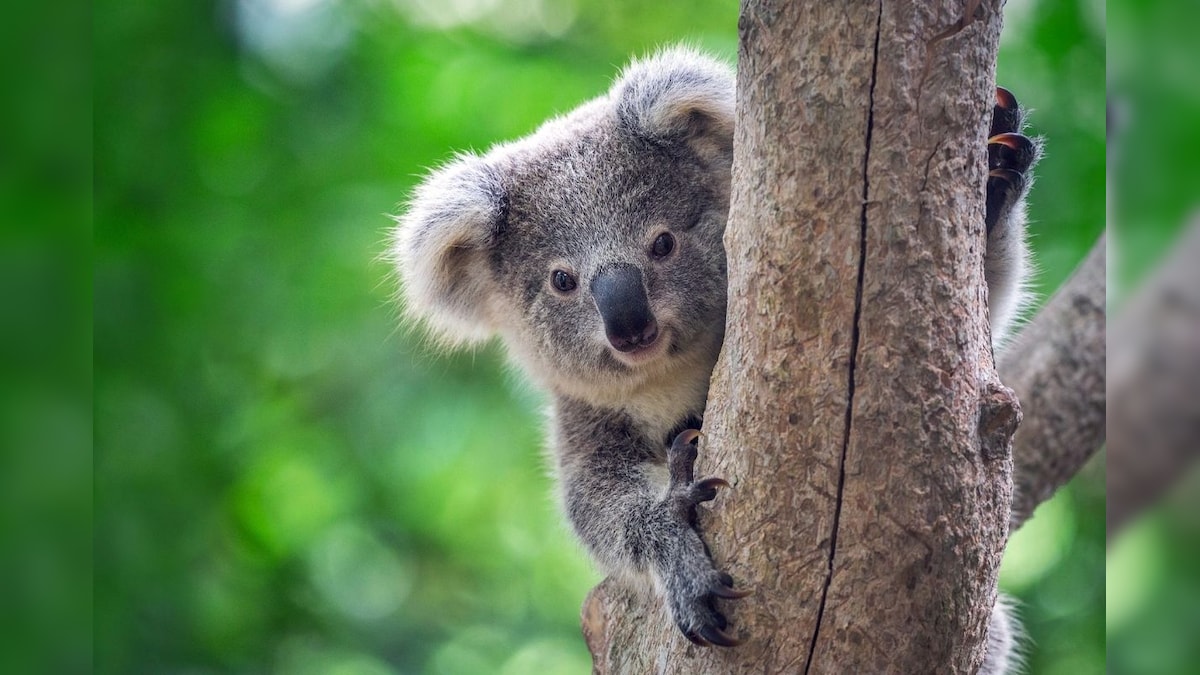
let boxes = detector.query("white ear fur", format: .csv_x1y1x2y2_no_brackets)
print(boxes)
612,46,735,156
391,154,506,347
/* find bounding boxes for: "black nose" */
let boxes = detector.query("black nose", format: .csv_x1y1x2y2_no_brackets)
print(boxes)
591,264,659,352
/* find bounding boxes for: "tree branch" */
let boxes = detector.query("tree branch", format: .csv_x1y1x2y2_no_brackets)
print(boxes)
1106,222,1200,537
1002,235,1105,528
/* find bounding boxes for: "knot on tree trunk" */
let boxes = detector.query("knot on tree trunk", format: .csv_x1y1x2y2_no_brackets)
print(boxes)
978,380,1021,462
581,581,614,673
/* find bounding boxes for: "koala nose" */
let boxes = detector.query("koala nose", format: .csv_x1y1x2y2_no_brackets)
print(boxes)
591,263,659,352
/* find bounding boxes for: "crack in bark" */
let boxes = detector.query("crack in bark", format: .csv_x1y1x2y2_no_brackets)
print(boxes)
802,2,883,672
920,140,942,193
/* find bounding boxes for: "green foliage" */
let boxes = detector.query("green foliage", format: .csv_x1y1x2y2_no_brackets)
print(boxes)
95,0,1107,672
1109,0,1200,290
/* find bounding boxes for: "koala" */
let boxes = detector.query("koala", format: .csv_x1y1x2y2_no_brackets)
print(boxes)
392,47,1038,671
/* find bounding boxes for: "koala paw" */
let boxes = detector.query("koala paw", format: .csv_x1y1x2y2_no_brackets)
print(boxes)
662,430,751,647
667,429,731,524
986,87,1039,234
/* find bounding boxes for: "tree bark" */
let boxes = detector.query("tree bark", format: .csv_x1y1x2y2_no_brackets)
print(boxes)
585,0,1020,672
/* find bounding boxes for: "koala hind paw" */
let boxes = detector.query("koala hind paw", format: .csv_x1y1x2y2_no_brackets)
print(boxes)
986,87,1039,234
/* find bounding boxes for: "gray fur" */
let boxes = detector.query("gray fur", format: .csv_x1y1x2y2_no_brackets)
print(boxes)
986,205,1031,347
984,596,1024,675
391,46,1031,671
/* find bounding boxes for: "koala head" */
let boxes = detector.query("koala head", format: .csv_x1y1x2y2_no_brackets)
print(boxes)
392,48,735,400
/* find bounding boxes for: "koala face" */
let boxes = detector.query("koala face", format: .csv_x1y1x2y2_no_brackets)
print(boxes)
394,48,735,399
491,124,730,394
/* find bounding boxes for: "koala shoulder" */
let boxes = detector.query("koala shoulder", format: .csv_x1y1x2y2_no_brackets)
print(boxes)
391,46,735,348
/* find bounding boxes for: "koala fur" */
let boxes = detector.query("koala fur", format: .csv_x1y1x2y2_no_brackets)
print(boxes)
392,46,1036,671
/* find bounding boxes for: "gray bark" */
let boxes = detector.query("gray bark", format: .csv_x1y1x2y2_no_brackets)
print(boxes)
1003,236,1106,528
1107,222,1200,537
585,0,1018,672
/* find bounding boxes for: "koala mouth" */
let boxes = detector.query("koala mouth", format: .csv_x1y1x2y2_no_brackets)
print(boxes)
609,327,671,366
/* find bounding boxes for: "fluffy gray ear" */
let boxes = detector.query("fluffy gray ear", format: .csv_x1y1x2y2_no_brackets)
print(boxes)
612,46,735,159
391,154,506,347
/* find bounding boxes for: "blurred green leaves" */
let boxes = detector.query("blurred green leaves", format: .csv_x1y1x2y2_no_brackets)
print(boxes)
0,1,93,672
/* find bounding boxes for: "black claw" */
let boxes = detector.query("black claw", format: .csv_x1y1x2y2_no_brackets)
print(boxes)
682,627,708,646
698,625,743,648
712,583,754,600
995,86,1018,108
692,477,730,503
991,86,1022,137
669,429,701,485
989,167,1025,188
713,569,754,598
672,428,701,447
988,132,1036,173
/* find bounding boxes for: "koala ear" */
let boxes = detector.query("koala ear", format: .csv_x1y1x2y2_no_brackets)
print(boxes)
391,154,507,347
612,46,735,159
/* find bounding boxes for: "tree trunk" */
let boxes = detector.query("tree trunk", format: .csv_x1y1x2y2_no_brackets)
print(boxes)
584,0,1020,672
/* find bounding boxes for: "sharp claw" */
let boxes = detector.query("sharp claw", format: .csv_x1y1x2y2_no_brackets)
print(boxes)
987,132,1035,172
668,429,701,485
991,86,1022,137
714,586,754,600
690,476,730,504
682,629,709,646
712,583,754,600
698,625,744,647
995,86,1019,111
988,132,1031,151
672,429,701,447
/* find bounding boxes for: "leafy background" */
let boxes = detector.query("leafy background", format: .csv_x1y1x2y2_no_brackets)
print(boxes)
89,0,1160,672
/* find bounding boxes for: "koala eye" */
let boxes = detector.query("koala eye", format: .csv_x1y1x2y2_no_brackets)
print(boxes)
551,269,578,293
650,232,676,260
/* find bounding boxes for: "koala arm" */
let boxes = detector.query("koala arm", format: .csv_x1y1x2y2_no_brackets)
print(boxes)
555,400,747,646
